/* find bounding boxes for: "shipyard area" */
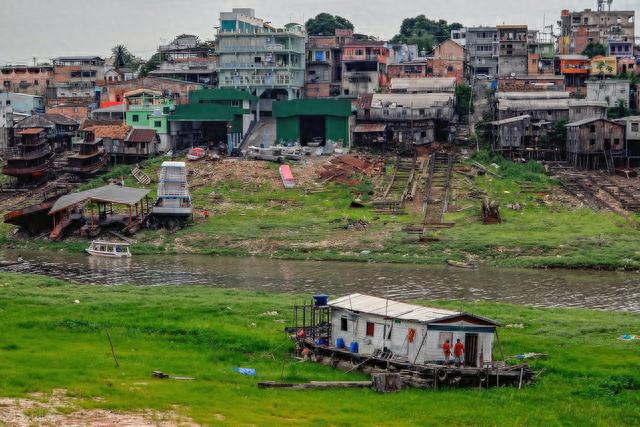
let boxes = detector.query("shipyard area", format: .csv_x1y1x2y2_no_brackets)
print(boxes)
0,1,639,426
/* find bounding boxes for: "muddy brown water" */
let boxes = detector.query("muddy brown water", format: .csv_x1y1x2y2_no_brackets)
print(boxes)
1,250,638,312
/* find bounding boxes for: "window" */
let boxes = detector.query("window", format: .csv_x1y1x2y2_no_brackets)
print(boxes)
254,56,262,63
231,100,240,107
589,139,596,146
590,125,596,133
632,123,639,132
154,121,162,128
132,114,139,122
3,81,9,87
365,322,375,337
34,80,39,85
340,317,348,331
438,332,453,348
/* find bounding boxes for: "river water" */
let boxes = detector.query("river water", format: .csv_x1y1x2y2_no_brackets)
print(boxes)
1,250,638,312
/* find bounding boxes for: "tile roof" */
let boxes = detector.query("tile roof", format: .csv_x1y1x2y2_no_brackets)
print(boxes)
84,124,131,140
126,129,157,143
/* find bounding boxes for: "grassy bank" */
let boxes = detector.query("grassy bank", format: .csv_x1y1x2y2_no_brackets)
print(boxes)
0,273,638,425
1,152,640,270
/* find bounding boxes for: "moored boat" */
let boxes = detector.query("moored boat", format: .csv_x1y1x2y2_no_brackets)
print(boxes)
85,240,132,258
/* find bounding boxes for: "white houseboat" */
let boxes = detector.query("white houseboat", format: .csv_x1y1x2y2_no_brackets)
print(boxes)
86,240,132,258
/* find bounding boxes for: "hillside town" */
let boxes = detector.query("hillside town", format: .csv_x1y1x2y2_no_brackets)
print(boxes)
0,2,639,426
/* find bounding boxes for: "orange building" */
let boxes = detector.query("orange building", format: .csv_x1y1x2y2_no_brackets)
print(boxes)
429,40,465,84
0,65,53,96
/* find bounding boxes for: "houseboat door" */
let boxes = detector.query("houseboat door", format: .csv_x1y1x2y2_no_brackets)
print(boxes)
464,333,479,367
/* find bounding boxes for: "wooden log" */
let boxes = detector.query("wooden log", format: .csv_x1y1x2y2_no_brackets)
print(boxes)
257,381,372,390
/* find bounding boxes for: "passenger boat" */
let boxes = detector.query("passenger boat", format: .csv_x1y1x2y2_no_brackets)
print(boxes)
279,164,296,189
446,259,477,269
85,240,132,258
187,147,206,161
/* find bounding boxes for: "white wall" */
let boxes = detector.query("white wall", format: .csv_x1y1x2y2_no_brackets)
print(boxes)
331,309,495,366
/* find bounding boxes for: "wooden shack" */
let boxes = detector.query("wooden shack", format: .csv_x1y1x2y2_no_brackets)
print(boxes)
490,115,531,152
565,118,626,170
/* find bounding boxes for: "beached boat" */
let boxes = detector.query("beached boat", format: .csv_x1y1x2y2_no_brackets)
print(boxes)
187,147,206,161
279,164,296,189
85,240,132,258
446,259,477,269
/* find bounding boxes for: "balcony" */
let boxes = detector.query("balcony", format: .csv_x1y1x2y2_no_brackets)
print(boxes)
343,54,387,64
220,73,303,88
218,62,303,70
358,106,455,121
217,44,300,53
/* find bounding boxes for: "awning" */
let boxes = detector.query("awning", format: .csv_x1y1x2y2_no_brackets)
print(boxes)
50,185,150,214
353,123,387,133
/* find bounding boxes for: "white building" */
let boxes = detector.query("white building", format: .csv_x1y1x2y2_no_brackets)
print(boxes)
586,80,631,108
328,294,500,367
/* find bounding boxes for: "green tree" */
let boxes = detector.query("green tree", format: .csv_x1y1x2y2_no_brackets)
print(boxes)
139,52,162,77
391,15,462,52
455,83,474,116
305,13,354,35
111,45,136,69
582,42,606,58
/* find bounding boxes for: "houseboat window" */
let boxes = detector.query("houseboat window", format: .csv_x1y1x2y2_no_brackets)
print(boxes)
365,322,375,337
340,317,348,331
438,332,453,348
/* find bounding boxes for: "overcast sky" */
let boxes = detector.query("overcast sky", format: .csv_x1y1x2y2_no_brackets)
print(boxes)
1,0,638,64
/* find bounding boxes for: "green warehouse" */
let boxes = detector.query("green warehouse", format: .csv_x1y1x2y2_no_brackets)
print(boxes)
272,99,352,147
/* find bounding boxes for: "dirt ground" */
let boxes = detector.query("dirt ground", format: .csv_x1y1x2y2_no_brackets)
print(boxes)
0,389,198,427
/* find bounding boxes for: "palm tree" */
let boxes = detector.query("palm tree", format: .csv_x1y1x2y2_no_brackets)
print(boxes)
112,45,134,69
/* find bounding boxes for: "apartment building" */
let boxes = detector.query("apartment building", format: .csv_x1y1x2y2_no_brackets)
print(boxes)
341,40,390,96
497,25,529,78
0,65,53,96
216,8,306,111
465,27,498,78
559,6,635,55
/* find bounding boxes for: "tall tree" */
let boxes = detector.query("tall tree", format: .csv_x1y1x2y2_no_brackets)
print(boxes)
111,45,135,69
582,42,607,58
391,15,462,52
305,13,354,35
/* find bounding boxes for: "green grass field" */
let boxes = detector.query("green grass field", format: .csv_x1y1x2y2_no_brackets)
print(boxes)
0,273,638,425
1,151,640,269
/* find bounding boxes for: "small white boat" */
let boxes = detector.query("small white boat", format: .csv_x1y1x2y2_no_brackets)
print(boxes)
86,240,132,258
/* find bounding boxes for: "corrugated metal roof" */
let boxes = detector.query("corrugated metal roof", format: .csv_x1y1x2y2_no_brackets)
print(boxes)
495,91,570,100
126,129,157,143
50,185,150,214
565,117,623,127
490,115,531,125
328,293,500,325
498,98,570,110
353,123,387,133
371,93,454,109
390,77,456,92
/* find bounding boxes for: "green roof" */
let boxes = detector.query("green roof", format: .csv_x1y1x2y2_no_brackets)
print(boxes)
189,88,258,103
272,99,352,118
169,103,247,122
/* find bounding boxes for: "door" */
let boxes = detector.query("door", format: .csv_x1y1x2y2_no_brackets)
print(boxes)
464,333,479,367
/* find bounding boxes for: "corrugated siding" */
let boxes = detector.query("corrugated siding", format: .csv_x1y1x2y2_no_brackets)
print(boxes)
273,99,352,118
276,116,299,142
325,116,348,143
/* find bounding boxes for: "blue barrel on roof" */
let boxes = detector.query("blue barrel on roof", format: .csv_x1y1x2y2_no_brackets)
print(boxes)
336,337,345,349
349,341,359,353
313,294,329,306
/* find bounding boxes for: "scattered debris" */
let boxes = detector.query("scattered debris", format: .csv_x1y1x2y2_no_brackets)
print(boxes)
152,371,195,380
506,323,525,329
233,367,256,376
618,334,639,341
131,166,151,185
482,198,502,224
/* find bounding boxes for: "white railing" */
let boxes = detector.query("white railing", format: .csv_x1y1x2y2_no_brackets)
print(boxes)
217,44,289,53
218,62,303,70
221,74,303,87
